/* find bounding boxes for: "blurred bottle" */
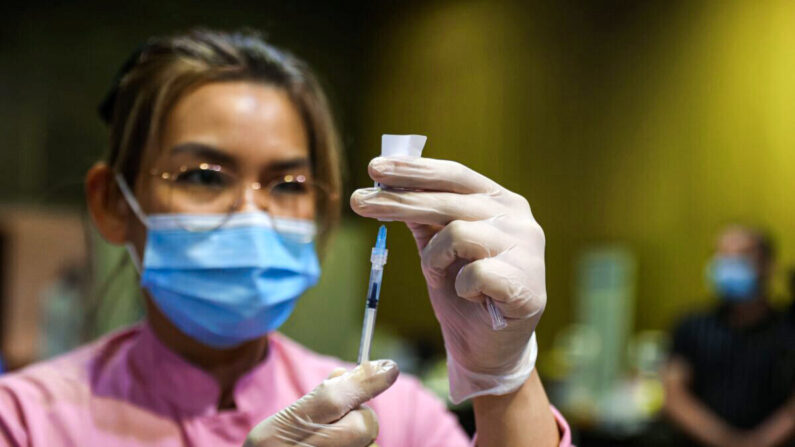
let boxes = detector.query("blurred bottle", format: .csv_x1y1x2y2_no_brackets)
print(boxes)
38,264,86,359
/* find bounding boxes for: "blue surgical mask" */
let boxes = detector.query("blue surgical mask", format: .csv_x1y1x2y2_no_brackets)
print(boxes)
116,175,320,348
709,256,758,302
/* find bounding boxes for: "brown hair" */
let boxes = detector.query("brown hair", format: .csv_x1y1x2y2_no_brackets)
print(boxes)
98,28,342,247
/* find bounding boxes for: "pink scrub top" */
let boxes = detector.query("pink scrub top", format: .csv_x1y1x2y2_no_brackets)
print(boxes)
0,323,571,446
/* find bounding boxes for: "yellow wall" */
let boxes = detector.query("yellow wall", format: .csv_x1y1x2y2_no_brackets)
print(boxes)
357,0,795,350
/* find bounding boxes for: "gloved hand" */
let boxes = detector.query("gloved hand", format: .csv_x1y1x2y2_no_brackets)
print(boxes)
351,157,546,403
244,360,398,447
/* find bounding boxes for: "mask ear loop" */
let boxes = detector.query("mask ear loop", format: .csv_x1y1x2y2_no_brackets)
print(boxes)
125,243,142,274
115,173,149,226
115,173,149,274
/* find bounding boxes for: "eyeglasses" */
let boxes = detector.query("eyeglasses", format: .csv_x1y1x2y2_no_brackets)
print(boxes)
150,162,331,233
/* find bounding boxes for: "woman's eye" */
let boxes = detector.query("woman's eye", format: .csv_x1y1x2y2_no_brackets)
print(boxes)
272,181,308,195
175,169,231,188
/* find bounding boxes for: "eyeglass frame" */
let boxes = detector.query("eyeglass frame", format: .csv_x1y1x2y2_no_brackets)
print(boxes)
146,162,334,219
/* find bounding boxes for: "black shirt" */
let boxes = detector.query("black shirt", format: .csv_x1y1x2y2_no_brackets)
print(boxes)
671,304,795,431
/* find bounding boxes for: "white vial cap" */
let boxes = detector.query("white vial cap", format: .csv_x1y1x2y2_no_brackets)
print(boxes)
381,134,427,158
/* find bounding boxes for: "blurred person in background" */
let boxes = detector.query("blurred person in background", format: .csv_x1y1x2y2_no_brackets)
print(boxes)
663,225,795,447
0,29,570,446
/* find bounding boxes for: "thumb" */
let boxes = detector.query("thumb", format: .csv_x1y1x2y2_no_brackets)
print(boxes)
327,367,347,379
292,359,400,424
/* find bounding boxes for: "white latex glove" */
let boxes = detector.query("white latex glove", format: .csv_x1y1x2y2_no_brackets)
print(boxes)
244,360,398,447
350,157,546,403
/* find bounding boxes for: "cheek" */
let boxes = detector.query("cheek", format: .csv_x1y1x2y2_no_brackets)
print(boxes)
137,179,174,215
299,200,317,220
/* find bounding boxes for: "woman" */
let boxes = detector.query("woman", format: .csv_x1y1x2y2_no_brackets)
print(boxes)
0,29,570,446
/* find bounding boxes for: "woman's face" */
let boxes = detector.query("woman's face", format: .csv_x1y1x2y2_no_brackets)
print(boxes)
127,82,314,247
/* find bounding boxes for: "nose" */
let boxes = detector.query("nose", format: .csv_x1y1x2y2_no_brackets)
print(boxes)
237,182,268,213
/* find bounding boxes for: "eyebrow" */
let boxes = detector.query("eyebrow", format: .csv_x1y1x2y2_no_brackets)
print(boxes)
267,157,311,172
169,142,311,173
169,142,237,168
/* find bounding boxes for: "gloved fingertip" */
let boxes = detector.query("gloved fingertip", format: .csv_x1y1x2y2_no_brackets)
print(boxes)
369,157,389,175
350,188,379,211
371,359,398,374
358,359,400,385
453,265,476,298
351,188,379,201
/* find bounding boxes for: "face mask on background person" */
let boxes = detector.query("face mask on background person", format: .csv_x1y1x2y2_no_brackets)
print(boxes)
709,256,759,302
115,174,321,349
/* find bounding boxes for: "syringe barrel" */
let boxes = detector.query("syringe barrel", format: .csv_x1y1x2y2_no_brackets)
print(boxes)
366,268,383,308
357,307,377,364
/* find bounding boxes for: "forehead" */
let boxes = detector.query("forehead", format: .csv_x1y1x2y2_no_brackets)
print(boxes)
717,228,758,256
158,82,309,164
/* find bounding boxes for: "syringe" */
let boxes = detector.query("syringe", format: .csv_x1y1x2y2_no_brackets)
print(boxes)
357,225,388,364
